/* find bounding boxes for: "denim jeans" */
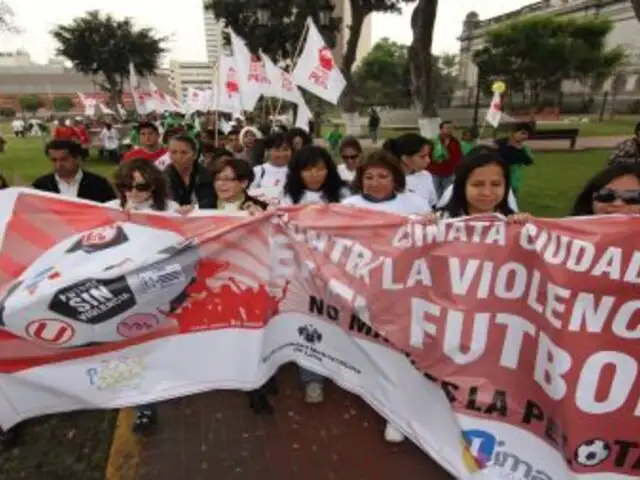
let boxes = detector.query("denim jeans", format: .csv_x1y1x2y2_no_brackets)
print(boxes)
299,367,324,386
433,175,455,198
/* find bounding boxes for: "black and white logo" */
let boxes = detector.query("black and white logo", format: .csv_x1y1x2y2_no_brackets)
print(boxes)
66,225,129,254
298,324,322,345
136,263,186,294
49,277,136,324
574,438,611,467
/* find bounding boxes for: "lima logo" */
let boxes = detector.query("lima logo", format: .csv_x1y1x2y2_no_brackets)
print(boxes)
462,429,552,480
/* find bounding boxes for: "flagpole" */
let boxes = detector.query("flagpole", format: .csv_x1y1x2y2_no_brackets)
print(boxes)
274,20,310,118
214,59,220,146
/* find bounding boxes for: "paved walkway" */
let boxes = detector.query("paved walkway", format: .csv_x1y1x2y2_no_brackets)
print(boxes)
335,135,626,152
106,365,454,480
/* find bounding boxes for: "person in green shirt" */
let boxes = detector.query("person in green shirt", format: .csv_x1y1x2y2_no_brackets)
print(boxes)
494,122,534,196
326,123,343,156
460,128,477,156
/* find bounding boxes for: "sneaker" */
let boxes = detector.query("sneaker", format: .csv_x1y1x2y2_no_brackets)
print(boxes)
304,381,324,404
132,406,157,435
384,422,405,443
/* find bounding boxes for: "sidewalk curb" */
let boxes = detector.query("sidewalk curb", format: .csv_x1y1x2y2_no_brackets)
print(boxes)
105,408,142,480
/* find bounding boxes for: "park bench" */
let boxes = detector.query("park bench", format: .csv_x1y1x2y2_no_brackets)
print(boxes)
528,128,580,149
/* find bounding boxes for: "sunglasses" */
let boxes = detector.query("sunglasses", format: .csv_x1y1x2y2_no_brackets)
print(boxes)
341,154,359,161
116,182,152,192
593,187,640,205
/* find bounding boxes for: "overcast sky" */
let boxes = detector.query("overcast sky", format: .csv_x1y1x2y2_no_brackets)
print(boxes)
0,0,534,63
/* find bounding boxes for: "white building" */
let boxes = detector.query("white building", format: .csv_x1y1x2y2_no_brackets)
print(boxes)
455,0,640,105
168,60,216,101
203,0,225,63
0,49,32,67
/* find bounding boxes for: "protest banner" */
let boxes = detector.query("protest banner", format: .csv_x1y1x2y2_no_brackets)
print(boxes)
0,189,638,480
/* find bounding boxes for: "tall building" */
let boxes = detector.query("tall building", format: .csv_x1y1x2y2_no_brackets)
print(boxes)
203,1,225,63
455,0,640,105
168,60,216,101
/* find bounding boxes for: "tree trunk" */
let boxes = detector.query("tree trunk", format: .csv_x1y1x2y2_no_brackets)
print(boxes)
631,0,640,22
408,0,438,137
409,0,438,118
340,2,367,113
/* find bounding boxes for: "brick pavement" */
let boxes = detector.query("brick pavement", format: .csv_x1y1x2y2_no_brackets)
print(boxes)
107,364,455,480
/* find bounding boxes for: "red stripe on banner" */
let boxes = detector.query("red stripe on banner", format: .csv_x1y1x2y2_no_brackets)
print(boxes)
0,252,27,280
6,213,56,250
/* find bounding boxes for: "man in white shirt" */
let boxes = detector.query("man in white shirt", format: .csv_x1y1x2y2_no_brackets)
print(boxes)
11,118,25,138
99,122,120,163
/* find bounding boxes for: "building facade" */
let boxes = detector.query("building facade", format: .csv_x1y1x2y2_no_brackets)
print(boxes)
168,60,215,101
0,50,171,113
203,0,225,63
455,0,640,105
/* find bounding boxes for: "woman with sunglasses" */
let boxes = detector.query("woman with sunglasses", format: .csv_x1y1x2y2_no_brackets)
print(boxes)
108,159,179,213
570,163,640,216
337,136,362,184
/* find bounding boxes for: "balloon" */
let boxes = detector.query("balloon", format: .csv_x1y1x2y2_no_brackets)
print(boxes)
491,81,506,94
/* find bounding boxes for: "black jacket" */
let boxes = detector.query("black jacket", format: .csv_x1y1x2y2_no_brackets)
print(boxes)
166,163,215,207
32,170,116,203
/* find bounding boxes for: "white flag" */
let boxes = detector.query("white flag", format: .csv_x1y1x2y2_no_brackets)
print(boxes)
261,53,302,104
295,102,312,132
216,55,243,116
128,63,153,115
230,30,272,111
76,92,97,117
292,18,346,105
485,92,502,128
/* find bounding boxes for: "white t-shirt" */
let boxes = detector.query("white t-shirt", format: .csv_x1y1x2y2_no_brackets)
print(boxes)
281,187,351,206
105,198,180,212
11,119,24,132
406,171,438,207
99,128,119,150
342,191,431,215
437,184,519,212
250,163,288,190
337,164,356,183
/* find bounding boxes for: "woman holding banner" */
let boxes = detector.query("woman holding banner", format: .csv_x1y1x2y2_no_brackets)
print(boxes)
341,148,430,443
570,163,640,216
281,145,350,404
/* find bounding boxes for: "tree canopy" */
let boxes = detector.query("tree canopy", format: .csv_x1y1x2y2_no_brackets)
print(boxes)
52,96,74,113
19,95,43,114
51,11,167,105
0,1,17,33
473,14,625,104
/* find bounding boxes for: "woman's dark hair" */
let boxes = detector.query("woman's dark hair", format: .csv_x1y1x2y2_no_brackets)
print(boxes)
570,163,640,216
203,146,234,172
136,121,159,134
0,174,8,189
382,133,430,159
113,158,170,211
263,133,292,151
212,157,255,185
352,149,406,194
163,127,188,145
169,133,198,152
441,147,514,218
339,136,363,155
285,127,312,148
284,146,346,204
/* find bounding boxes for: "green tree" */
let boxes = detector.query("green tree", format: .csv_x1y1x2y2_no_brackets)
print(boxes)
353,38,411,107
52,95,74,113
473,14,625,106
51,11,167,107
0,1,18,33
207,0,416,111
19,95,44,114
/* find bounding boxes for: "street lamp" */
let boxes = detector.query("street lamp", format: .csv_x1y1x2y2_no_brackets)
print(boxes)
256,0,271,26
318,0,334,27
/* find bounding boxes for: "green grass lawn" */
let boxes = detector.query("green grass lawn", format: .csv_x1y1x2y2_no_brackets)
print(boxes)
1,135,607,218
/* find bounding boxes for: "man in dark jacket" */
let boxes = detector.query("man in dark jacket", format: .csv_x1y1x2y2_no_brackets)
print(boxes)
32,140,116,203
